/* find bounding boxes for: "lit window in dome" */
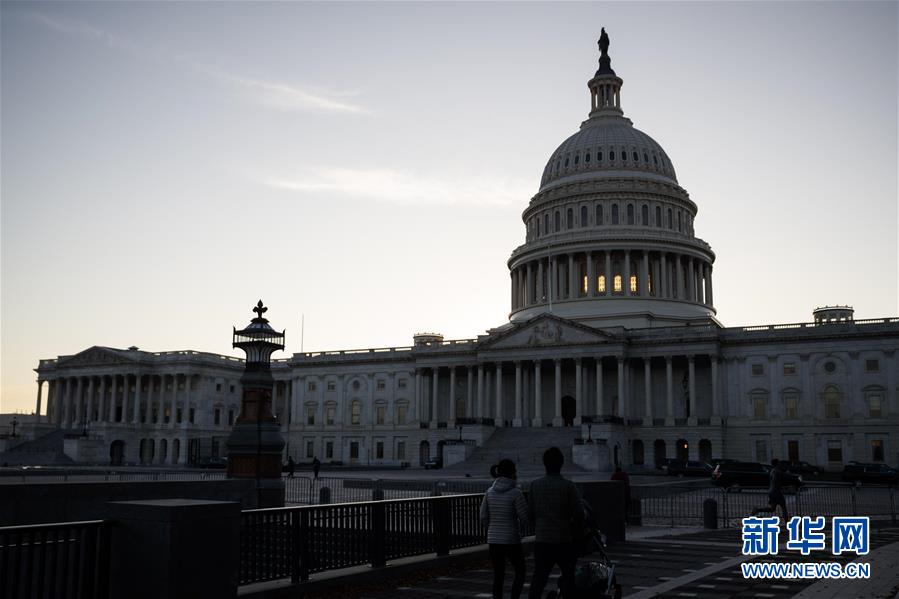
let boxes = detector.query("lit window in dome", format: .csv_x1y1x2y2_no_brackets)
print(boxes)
582,275,588,294
598,275,606,293
630,275,637,293
613,275,622,292
648,275,652,294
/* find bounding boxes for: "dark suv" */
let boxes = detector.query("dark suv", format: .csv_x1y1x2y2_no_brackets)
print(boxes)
712,461,802,491
841,462,898,486
785,461,820,477
667,460,713,477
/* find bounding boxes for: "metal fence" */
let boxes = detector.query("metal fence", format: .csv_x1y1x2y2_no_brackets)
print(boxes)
284,476,497,505
0,469,228,484
239,492,528,586
0,520,109,599
630,483,898,528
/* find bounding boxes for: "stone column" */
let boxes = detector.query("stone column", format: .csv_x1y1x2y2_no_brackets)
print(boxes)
595,357,603,415
553,359,562,426
156,377,165,425
624,251,632,296
665,356,674,425
711,357,720,418
574,358,582,425
495,363,503,426
120,374,131,425
533,361,543,427
514,361,522,426
617,357,625,417
431,367,439,426
133,375,142,425
97,377,106,424
414,369,422,422
477,365,484,418
644,358,653,423
687,258,695,302
567,254,575,298
586,251,595,297
525,263,533,306
86,377,95,423
642,252,650,297
537,260,544,302
660,253,668,298
35,380,44,422
604,252,612,296
449,366,457,426
675,255,683,299
688,356,696,420
707,265,714,306
169,375,178,430
466,366,474,418
183,374,191,426
108,375,118,423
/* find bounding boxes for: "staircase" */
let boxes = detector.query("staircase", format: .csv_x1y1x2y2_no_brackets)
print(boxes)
444,426,586,477
0,429,75,466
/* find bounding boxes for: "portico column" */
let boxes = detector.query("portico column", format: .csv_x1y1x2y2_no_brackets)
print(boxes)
96,377,106,424
120,374,130,424
466,366,474,417
74,377,83,427
641,252,650,297
604,252,611,296
449,366,457,425
86,377,95,423
707,265,714,306
687,258,695,302
431,367,439,425
108,375,118,423
567,253,575,298
616,357,625,417
711,357,720,418
133,375,142,424
574,358,582,425
660,253,668,298
477,365,484,417
644,359,653,422
34,380,43,422
688,356,696,419
553,359,562,426
533,361,543,427
495,363,503,426
415,369,422,421
595,358,603,415
525,263,533,306
156,377,165,425
537,260,544,303
624,251,632,296
182,374,191,425
675,255,684,298
514,361,522,426
169,374,178,429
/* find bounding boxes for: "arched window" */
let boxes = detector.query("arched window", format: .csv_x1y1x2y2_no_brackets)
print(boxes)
750,390,768,418
677,212,682,232
613,274,622,293
783,390,800,419
580,205,587,227
544,214,549,234
667,208,673,229
641,204,649,225
596,204,604,225
554,211,560,232
609,150,615,161
632,440,645,465
629,274,637,293
643,152,649,162
698,439,712,462
566,208,573,229
598,151,603,162
351,400,362,425
633,151,639,161
536,218,541,237
627,204,634,225
653,439,666,468
621,149,627,162
395,401,408,425
598,274,606,293
653,154,658,165
611,204,619,225
655,206,661,227
564,157,569,168
823,385,841,418
865,387,884,418
585,152,591,163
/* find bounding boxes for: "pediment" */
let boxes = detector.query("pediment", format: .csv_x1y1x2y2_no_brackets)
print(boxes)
57,346,140,367
481,315,616,350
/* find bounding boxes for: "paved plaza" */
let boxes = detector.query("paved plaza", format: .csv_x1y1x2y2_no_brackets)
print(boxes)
299,522,899,599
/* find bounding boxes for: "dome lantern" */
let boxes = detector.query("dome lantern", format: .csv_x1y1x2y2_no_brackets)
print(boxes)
588,28,624,119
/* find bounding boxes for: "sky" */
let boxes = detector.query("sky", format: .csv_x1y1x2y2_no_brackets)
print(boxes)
2,1,896,415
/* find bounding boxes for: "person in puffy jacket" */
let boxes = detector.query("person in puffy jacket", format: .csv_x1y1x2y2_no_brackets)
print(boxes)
480,459,528,599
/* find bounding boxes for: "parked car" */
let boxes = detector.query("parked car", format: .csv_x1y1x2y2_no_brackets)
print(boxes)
658,458,680,472
423,458,443,470
785,461,820,477
710,458,739,467
198,456,227,469
666,460,713,477
841,462,898,486
712,461,802,491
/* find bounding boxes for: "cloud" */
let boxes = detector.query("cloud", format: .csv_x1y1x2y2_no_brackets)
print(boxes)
262,167,531,207
26,11,367,115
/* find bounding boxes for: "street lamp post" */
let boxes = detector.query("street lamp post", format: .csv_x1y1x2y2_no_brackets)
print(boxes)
457,423,463,442
10,417,18,438
226,300,287,508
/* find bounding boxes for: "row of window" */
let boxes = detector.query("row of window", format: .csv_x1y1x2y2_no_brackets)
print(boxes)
543,145,673,184
528,202,693,240
306,378,408,392
304,439,406,461
305,401,410,427
748,386,885,419
750,358,882,376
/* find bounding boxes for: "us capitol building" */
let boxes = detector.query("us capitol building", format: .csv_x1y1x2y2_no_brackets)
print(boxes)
29,32,899,471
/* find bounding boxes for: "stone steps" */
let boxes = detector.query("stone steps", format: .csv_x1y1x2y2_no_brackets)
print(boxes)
445,426,586,476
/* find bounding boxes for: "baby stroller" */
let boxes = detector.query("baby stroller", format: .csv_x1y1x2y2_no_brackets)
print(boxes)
546,499,622,599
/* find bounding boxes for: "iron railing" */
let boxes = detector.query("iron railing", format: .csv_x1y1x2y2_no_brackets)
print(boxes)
630,483,898,528
0,520,109,599
239,493,531,586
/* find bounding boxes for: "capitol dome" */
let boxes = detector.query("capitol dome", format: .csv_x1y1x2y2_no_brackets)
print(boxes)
507,29,717,330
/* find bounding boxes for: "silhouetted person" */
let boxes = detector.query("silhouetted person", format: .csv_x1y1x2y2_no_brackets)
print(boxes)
527,447,585,598
480,459,528,599
312,456,321,479
751,458,789,522
286,456,295,478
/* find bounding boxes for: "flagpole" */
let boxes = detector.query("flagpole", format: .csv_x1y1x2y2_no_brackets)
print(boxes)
301,314,305,353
